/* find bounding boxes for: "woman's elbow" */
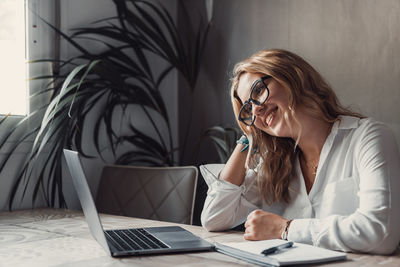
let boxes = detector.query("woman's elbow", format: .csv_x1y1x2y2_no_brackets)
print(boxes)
201,210,235,232
201,213,225,231
367,237,399,255
350,219,399,255
364,216,400,254
201,219,219,232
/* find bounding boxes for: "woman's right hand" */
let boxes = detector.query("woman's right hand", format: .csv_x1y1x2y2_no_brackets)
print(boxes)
218,135,250,186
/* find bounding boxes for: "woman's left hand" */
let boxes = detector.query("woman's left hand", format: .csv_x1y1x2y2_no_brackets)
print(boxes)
244,209,287,240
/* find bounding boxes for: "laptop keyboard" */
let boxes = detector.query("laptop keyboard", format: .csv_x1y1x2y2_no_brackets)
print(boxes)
105,228,169,252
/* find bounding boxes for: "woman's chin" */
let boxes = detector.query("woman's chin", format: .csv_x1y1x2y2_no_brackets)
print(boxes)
264,123,291,138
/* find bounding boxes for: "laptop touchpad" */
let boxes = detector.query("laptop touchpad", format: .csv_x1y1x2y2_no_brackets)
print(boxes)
154,231,199,242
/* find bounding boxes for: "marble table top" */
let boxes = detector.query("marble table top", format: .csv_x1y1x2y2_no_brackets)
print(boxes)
0,208,399,267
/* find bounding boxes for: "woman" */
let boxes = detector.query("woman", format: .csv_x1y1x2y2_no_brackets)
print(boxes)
200,49,400,254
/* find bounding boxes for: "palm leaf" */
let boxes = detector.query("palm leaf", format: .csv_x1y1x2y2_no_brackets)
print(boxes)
193,126,241,163
2,0,211,210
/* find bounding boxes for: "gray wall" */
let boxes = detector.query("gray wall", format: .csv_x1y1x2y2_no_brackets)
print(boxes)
190,0,400,164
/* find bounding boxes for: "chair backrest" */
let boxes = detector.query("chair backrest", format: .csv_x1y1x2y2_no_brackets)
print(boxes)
95,165,198,225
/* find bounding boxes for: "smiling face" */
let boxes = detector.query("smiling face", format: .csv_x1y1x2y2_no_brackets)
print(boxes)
236,72,295,138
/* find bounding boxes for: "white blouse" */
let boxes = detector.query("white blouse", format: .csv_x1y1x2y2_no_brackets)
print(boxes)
200,116,400,254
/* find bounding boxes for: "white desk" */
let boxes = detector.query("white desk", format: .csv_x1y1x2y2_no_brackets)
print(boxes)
1,208,399,266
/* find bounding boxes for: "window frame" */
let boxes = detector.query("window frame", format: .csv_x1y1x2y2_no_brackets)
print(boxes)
0,0,58,147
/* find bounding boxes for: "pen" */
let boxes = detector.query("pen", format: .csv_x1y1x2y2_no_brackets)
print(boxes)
261,241,294,255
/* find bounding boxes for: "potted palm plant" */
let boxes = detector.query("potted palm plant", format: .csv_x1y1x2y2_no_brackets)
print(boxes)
0,0,212,210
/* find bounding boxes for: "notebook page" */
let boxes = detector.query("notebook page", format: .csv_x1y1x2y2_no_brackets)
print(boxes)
219,239,346,265
223,239,288,254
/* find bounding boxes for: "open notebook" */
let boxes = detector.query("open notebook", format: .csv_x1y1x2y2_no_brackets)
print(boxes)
215,239,346,266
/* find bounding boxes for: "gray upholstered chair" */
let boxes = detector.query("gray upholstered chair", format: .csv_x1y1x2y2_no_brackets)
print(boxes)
95,165,198,225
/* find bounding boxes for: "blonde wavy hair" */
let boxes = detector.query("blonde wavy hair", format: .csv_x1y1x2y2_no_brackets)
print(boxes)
231,49,362,204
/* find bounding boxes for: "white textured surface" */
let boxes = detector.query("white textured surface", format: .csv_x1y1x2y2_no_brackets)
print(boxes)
0,236,107,267
0,208,399,266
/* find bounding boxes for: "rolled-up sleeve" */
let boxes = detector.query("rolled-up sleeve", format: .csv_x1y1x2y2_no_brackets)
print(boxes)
200,164,261,231
288,121,400,254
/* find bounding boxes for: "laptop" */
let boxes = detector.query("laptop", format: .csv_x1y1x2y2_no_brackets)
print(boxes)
63,149,214,257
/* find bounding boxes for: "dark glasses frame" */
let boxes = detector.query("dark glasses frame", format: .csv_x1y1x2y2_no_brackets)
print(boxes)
238,75,271,126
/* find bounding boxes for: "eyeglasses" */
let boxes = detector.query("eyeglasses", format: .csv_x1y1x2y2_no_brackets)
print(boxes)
238,75,271,126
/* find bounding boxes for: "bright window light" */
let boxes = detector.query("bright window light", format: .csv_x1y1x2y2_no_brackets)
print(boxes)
0,0,28,116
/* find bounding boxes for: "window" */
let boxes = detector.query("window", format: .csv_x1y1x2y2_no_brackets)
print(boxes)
0,0,28,116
